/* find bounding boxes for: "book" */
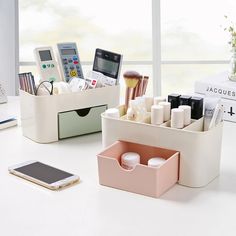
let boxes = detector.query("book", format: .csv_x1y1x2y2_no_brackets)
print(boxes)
18,72,36,95
0,112,17,130
0,119,17,130
194,92,236,123
194,71,236,101
220,98,236,122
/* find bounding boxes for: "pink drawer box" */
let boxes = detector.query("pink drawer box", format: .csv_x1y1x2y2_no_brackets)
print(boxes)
97,140,179,198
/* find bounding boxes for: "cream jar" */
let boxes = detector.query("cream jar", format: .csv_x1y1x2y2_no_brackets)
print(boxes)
121,152,140,170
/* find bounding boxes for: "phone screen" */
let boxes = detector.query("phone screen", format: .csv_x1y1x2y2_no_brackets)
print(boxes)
14,162,73,184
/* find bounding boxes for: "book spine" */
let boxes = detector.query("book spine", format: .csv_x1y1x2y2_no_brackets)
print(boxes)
194,80,236,101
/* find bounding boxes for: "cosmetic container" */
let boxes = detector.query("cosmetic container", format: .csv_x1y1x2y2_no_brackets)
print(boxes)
203,97,221,131
151,105,164,125
135,96,147,112
127,100,137,121
179,95,191,106
134,97,147,121
178,105,191,126
102,104,223,187
127,108,136,121
154,96,166,105
168,94,181,109
148,157,166,168
143,96,154,112
158,101,171,121
190,97,203,119
105,108,120,118
171,108,184,129
121,152,140,170
97,140,179,198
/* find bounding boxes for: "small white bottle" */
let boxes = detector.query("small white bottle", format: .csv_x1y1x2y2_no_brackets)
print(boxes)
159,101,171,121
105,108,120,118
148,157,166,168
121,152,140,170
178,105,191,126
143,96,154,112
171,108,184,129
151,105,164,125
153,96,166,105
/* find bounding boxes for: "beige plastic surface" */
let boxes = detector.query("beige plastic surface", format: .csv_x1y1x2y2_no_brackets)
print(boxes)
101,105,223,188
20,86,119,143
97,140,179,198
58,105,107,139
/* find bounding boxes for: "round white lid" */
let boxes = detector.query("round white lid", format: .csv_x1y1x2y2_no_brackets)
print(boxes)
148,157,166,167
121,152,140,165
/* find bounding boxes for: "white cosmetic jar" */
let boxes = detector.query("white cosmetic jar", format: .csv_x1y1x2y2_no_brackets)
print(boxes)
104,108,120,118
121,152,141,170
148,157,166,168
171,108,184,129
178,105,191,126
158,101,171,121
151,105,164,125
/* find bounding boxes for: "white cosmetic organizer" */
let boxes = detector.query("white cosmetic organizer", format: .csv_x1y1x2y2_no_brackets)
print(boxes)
101,105,223,188
20,85,119,143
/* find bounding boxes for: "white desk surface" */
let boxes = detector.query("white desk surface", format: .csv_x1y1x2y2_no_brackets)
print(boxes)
1,97,236,236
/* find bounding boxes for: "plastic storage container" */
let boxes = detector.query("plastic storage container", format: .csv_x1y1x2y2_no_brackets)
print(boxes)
97,140,179,198
20,85,119,143
101,105,223,188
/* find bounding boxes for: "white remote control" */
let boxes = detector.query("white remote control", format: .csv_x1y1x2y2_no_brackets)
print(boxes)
34,46,61,82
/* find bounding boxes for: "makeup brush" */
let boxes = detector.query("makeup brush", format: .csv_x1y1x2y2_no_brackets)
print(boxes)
123,71,140,111
142,76,149,96
133,75,142,99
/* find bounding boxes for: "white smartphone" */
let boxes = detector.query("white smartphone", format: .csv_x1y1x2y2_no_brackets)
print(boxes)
8,160,80,190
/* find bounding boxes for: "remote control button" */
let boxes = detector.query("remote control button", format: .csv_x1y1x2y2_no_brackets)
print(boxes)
70,70,77,77
49,77,56,82
42,64,46,69
74,61,78,64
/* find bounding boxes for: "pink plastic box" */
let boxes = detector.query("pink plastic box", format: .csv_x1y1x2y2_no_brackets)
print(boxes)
97,140,179,198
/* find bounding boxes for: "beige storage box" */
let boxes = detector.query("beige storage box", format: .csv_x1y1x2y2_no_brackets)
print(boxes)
20,85,119,143
101,105,223,188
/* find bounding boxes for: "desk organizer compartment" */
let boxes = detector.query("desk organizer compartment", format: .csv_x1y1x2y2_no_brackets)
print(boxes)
58,105,107,139
97,140,179,198
101,105,223,188
120,112,151,124
20,85,119,143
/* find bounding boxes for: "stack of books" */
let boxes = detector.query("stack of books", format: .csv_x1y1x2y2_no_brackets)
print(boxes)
18,72,36,95
0,112,17,130
194,71,236,122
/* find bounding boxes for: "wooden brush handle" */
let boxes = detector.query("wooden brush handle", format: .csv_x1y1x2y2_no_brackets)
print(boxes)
130,88,136,101
133,79,141,99
125,87,131,112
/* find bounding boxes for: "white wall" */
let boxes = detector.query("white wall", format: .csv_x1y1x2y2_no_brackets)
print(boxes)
0,0,18,95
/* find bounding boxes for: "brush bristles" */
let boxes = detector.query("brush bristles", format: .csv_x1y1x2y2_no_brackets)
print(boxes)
124,77,139,88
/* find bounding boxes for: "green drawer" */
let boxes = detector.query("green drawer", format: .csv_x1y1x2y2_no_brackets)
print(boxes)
58,105,107,139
